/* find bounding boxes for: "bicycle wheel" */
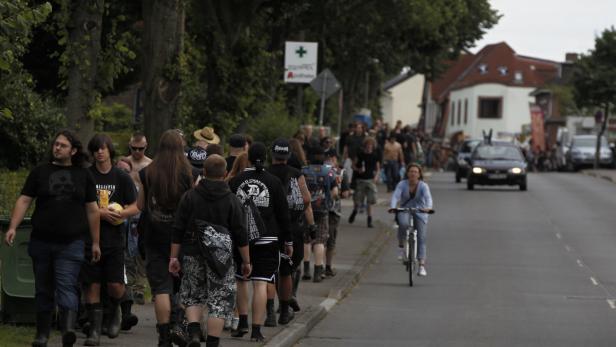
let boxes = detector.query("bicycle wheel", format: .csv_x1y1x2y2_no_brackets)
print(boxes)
408,238,416,287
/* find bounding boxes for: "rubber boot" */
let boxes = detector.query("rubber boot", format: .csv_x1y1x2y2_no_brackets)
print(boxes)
59,310,77,347
250,325,265,342
31,311,52,347
106,298,122,338
157,323,172,347
312,265,323,283
302,261,311,280
264,299,277,327
120,299,139,331
84,307,103,346
186,322,201,347
278,300,294,325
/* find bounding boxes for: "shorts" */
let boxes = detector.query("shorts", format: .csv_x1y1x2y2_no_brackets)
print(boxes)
353,179,377,205
145,241,174,295
82,246,125,284
327,213,340,250
236,243,279,282
304,213,329,244
179,255,236,320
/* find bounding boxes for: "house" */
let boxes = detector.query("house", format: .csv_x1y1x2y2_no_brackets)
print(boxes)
426,42,561,143
380,71,425,128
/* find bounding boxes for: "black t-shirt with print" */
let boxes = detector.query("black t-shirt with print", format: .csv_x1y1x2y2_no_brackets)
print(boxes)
355,151,380,180
89,166,137,248
21,163,97,243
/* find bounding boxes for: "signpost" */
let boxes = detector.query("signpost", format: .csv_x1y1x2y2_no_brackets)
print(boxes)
284,41,318,83
310,68,340,126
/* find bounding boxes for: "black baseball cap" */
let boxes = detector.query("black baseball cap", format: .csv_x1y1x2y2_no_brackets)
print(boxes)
187,147,207,168
248,142,267,164
271,138,291,160
229,134,247,148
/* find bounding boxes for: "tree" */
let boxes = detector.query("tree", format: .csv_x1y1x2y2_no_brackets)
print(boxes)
572,27,616,169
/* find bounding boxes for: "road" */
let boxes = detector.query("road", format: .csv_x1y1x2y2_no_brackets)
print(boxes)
298,172,616,347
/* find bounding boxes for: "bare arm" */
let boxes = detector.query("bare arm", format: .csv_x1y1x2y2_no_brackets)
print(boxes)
298,176,315,225
4,195,33,245
86,201,101,262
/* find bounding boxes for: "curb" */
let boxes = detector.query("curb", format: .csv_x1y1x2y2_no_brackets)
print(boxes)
264,221,393,347
581,170,616,184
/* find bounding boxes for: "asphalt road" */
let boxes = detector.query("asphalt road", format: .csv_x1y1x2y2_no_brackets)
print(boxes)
298,172,616,347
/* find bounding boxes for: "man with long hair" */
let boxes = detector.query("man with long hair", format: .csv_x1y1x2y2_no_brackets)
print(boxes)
4,130,101,347
137,130,194,346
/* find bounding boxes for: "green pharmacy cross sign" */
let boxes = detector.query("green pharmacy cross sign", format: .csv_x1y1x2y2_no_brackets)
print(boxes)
296,46,307,58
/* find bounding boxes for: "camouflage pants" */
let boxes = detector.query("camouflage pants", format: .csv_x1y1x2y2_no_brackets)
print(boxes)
180,254,236,320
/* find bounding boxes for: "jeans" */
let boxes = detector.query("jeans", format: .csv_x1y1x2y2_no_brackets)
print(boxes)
28,238,84,312
383,160,400,191
396,212,427,261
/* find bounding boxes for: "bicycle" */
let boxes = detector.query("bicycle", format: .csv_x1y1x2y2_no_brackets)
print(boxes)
389,207,435,286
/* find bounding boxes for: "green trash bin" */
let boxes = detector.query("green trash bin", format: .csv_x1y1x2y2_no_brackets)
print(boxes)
0,218,37,324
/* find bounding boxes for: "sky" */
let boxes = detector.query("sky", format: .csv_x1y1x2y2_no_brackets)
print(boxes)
473,0,616,62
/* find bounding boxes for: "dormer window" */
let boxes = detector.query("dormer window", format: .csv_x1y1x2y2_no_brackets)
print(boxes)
497,66,508,76
514,71,523,83
478,64,488,75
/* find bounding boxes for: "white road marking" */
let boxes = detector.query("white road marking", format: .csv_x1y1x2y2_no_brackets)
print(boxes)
590,277,598,286
556,233,562,239
607,300,616,309
577,259,584,267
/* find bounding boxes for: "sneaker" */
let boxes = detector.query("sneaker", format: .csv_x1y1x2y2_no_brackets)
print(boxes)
418,265,427,277
397,248,405,261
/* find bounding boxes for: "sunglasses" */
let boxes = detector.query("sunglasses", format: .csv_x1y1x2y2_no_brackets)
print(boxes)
130,146,146,152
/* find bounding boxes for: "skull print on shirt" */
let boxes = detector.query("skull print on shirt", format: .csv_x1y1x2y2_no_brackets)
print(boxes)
49,169,75,201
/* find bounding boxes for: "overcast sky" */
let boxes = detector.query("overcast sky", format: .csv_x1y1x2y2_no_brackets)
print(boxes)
473,0,616,62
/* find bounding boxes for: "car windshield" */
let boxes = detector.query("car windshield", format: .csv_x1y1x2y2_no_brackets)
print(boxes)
474,145,523,160
574,137,608,147
460,140,480,153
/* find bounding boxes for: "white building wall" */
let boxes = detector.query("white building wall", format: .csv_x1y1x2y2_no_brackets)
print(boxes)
380,74,424,127
446,83,535,139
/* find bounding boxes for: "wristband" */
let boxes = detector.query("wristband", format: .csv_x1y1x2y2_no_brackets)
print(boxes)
170,257,178,261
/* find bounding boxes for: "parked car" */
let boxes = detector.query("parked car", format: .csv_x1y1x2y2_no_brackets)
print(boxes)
467,141,528,191
564,135,613,171
454,139,481,183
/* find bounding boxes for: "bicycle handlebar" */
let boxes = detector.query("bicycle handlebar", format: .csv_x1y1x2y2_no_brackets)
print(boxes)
388,207,435,215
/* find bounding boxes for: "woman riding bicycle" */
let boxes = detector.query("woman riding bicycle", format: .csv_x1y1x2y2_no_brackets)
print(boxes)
389,163,433,276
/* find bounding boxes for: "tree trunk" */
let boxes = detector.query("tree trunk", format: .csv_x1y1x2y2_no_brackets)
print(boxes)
594,104,610,169
142,0,185,155
65,0,104,143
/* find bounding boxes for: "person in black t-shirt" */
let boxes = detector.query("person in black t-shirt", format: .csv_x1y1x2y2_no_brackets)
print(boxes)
82,134,138,343
4,130,100,347
349,137,380,228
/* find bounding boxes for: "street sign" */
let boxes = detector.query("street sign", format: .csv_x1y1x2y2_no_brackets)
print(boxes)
310,68,341,100
284,41,318,83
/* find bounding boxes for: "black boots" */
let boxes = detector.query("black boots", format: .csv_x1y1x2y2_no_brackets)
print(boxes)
290,269,301,312
264,299,277,327
31,311,52,347
250,324,265,342
84,305,103,346
230,314,248,337
59,310,77,347
278,300,294,325
325,265,337,277
106,298,122,338
313,265,324,283
348,209,357,224
120,299,139,331
367,216,373,228
186,322,202,347
302,261,311,280
157,323,172,347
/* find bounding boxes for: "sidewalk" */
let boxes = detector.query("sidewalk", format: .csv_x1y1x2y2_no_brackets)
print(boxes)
47,189,394,347
581,168,616,184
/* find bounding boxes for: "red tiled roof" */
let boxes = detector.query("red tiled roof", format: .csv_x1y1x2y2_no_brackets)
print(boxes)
431,42,560,102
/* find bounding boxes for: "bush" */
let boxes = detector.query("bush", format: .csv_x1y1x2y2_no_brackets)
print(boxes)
0,169,31,219
246,98,301,148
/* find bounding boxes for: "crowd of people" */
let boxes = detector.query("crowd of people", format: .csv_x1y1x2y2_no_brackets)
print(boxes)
3,118,436,347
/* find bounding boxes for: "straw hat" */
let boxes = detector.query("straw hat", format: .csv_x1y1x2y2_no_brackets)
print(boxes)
193,126,220,144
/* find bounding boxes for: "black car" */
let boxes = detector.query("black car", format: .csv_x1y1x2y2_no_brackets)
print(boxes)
454,139,481,183
467,141,528,191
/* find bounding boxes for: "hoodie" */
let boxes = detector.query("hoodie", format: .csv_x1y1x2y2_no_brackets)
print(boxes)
172,179,248,256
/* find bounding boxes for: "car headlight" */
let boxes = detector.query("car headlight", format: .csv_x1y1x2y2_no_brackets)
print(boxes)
472,167,484,174
510,167,523,174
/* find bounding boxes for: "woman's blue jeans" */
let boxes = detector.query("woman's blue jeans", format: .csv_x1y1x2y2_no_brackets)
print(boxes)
396,212,427,261
28,238,84,312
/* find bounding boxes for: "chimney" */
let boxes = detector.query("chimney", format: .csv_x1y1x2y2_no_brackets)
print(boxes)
565,53,578,63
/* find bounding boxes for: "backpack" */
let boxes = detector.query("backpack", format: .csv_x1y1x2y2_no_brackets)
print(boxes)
194,219,234,278
287,175,304,212
302,164,334,213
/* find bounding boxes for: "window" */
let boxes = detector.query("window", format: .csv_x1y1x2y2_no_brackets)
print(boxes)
478,97,502,119
450,101,455,125
478,63,488,75
464,99,468,124
514,71,523,83
497,66,508,76
457,100,461,125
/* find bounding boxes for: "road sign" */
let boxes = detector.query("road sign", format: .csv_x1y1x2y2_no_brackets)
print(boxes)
284,41,318,83
310,68,341,100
